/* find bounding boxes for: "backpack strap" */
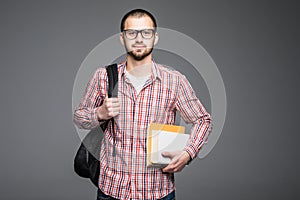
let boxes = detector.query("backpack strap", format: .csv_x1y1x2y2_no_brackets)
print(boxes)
99,64,118,131
106,63,118,98
105,63,118,156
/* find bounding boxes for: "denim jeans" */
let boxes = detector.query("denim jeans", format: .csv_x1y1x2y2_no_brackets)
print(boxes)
97,188,175,200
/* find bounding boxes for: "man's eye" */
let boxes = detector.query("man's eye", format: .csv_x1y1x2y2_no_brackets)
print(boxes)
143,31,152,35
127,31,136,35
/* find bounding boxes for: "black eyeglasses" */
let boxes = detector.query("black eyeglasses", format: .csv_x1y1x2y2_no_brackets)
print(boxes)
123,29,156,40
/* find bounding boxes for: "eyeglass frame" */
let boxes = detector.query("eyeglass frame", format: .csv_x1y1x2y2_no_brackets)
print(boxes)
122,29,157,40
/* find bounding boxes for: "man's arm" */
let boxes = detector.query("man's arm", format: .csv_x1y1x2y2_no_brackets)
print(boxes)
176,74,212,159
162,74,212,173
73,68,107,130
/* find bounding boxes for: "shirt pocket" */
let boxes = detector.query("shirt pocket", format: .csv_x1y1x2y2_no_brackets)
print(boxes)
149,96,176,124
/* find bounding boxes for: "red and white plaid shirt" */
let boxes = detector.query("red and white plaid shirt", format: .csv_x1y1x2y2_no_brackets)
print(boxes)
74,61,211,200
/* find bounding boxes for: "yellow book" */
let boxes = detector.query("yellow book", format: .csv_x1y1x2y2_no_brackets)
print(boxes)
147,123,189,168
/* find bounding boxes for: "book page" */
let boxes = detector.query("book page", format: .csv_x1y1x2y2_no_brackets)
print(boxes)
147,123,188,167
154,130,189,165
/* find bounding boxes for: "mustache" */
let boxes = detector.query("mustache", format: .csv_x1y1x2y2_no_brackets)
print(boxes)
132,43,146,47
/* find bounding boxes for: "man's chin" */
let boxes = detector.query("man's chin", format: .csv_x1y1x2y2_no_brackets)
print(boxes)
128,52,149,61
131,55,145,61
127,48,153,61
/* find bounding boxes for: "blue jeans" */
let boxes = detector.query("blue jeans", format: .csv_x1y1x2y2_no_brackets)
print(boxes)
97,188,175,200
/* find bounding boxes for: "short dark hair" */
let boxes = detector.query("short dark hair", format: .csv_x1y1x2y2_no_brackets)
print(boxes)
120,9,157,32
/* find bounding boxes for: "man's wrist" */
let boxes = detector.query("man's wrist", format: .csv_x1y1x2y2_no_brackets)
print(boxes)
96,107,105,122
183,150,192,165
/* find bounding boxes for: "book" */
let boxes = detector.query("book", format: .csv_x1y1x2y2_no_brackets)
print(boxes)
147,123,189,168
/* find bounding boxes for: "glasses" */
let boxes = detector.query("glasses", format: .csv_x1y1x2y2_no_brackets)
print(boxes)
123,29,156,40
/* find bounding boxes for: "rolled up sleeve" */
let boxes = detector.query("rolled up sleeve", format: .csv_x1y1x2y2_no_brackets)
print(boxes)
175,75,212,160
73,68,107,130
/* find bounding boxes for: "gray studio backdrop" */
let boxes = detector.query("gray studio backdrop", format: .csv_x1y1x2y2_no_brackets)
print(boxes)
0,0,299,200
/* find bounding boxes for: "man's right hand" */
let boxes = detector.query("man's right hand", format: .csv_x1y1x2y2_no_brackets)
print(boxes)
97,97,120,121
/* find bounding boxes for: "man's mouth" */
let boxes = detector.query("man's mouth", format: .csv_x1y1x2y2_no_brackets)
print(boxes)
133,45,146,49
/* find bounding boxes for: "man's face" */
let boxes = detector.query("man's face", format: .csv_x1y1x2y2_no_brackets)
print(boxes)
120,16,158,61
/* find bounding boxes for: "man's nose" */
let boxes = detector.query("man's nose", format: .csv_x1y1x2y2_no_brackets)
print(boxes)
135,32,143,42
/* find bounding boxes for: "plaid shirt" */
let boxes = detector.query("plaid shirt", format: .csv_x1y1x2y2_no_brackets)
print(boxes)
74,61,211,200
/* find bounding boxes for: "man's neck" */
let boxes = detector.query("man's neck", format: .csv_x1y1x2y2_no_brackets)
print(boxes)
126,55,152,77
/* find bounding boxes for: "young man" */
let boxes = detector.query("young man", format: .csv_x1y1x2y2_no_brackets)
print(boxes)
74,9,211,200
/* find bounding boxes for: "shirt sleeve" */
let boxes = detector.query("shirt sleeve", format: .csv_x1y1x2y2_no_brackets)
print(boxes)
175,74,212,160
73,68,107,130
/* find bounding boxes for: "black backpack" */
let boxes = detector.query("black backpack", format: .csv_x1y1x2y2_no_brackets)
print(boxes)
73,63,118,187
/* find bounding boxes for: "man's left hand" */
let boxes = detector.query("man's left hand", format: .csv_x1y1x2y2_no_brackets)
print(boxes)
161,151,191,173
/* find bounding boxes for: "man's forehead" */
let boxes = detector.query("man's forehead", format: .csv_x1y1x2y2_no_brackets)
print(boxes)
124,16,155,30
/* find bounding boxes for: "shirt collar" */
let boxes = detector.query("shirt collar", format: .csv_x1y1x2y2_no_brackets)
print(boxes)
120,60,162,81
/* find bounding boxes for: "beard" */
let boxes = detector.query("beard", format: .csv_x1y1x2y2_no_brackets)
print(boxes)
126,44,154,61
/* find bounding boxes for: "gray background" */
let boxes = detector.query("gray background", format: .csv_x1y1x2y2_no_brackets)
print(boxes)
0,0,299,199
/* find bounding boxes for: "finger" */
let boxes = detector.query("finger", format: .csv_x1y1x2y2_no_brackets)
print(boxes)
107,108,119,116
163,162,185,173
111,106,120,112
112,111,120,117
174,162,186,172
106,107,120,116
106,104,120,111
110,102,120,108
161,151,175,158
162,165,174,173
107,103,120,111
161,151,170,157
105,100,120,109
107,97,119,103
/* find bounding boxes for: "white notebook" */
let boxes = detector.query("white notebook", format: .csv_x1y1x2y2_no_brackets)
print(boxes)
147,123,189,168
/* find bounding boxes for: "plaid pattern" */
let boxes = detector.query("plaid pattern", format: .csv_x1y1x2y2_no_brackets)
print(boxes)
74,61,211,200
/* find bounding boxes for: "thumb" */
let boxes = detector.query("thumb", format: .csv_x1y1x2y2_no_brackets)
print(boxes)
161,151,176,158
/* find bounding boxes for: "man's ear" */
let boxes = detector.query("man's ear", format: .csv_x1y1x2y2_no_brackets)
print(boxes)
120,32,125,46
154,32,159,46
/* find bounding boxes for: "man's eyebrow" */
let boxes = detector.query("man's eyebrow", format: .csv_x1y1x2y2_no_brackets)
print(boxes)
123,28,155,30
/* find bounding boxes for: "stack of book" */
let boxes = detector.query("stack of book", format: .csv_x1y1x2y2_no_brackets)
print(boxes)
147,123,189,168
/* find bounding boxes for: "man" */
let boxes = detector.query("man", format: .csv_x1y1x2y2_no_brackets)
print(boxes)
74,9,211,200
